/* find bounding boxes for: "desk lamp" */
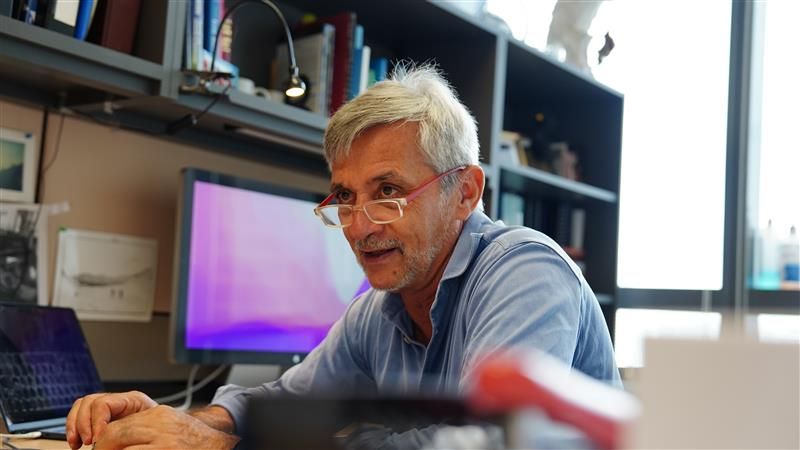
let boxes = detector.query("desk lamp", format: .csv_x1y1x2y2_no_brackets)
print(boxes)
168,0,305,134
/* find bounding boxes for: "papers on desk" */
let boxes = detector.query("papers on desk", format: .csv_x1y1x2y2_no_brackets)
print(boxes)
53,229,157,322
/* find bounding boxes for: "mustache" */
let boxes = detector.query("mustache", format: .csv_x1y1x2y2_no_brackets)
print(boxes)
355,236,402,252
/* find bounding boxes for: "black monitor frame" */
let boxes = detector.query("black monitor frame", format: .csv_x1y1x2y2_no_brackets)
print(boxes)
169,168,328,366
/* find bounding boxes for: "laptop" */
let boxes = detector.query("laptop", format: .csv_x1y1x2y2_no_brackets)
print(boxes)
0,303,103,440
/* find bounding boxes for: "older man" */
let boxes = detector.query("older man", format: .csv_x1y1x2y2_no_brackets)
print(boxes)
66,65,619,450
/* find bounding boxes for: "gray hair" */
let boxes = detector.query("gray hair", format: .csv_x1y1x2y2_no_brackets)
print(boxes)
323,63,480,194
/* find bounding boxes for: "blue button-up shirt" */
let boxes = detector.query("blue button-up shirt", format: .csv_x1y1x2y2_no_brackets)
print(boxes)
212,210,620,445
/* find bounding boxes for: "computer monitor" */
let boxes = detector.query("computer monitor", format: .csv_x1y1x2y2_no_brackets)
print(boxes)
170,168,369,366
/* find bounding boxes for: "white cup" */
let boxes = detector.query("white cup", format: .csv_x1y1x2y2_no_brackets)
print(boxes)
237,77,255,95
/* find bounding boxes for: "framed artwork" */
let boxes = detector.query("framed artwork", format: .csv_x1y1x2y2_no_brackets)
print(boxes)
0,127,38,203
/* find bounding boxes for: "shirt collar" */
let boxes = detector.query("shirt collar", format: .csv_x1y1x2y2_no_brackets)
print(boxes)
441,210,493,281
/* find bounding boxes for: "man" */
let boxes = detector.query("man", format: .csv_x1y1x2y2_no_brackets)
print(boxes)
66,65,620,450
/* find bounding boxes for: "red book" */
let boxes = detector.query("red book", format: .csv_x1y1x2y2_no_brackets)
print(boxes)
87,0,142,54
295,12,356,116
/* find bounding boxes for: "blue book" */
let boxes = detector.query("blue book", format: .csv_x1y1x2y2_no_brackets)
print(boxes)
73,0,93,40
369,57,389,86
203,0,221,53
348,24,364,100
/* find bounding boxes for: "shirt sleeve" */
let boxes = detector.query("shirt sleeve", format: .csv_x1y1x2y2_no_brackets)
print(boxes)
209,297,376,435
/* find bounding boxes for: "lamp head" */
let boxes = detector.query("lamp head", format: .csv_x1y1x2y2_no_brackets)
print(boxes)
285,72,307,98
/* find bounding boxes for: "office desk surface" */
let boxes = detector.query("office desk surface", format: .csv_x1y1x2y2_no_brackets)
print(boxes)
4,439,90,450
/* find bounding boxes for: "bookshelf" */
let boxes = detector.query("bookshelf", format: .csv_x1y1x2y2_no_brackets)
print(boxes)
0,0,623,331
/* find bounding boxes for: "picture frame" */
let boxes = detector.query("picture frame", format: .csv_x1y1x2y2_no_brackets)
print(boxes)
0,127,38,203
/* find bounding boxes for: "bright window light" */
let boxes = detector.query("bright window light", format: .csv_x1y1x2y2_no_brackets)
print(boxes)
589,1,732,290
756,314,800,344
751,1,800,242
614,308,722,368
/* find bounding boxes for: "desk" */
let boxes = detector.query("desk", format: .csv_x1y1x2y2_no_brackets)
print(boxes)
3,439,89,450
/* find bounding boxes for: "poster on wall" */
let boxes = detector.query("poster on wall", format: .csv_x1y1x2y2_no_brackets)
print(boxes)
0,127,38,204
0,203,49,305
53,229,158,322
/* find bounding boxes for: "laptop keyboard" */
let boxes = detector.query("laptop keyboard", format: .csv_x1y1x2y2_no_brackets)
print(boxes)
0,351,101,420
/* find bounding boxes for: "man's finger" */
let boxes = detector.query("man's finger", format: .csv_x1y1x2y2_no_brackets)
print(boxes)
65,397,83,450
89,394,143,444
75,394,102,446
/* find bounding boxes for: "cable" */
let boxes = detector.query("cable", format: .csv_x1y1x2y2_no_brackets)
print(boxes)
152,364,228,410
210,0,298,80
0,432,42,440
40,112,65,176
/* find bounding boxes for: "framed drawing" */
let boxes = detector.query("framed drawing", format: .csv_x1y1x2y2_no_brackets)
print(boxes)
0,127,38,203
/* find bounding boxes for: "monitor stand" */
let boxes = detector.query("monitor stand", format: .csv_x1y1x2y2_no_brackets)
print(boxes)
225,364,282,388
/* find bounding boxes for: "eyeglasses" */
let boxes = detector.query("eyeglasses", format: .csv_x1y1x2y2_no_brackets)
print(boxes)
314,165,467,228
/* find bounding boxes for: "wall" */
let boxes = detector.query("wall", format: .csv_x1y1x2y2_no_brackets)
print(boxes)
1,99,329,380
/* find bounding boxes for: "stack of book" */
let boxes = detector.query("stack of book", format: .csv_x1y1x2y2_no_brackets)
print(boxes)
6,0,142,55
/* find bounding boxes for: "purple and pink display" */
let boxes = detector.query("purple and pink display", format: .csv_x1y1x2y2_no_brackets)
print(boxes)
186,181,369,353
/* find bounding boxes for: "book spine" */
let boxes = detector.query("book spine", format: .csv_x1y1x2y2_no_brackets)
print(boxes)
218,0,233,62
203,0,219,54
348,24,363,100
358,45,370,95
73,0,93,40
191,0,203,70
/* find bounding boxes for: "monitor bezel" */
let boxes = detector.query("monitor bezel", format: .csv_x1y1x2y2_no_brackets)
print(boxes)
170,168,332,366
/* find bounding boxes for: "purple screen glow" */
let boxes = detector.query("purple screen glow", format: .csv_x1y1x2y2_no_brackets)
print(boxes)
185,181,369,354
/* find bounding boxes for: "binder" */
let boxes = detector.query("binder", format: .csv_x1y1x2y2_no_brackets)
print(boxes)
86,0,142,54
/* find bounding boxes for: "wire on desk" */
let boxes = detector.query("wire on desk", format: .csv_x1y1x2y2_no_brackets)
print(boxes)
153,364,228,410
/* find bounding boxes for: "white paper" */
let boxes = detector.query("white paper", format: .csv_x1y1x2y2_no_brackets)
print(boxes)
53,229,157,322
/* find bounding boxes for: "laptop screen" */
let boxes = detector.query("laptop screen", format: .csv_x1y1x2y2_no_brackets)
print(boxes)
0,304,102,431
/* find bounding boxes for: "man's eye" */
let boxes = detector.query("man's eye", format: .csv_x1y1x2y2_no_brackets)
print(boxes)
335,191,352,203
380,185,400,198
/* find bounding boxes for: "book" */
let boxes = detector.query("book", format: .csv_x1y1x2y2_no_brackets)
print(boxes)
191,0,203,70
368,57,389,86
72,0,92,40
500,192,525,227
86,0,141,53
295,12,357,115
203,0,221,55
272,24,334,115
348,24,363,100
358,45,370,95
218,0,233,62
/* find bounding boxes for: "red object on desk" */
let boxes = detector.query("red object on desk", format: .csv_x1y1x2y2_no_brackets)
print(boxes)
468,352,639,450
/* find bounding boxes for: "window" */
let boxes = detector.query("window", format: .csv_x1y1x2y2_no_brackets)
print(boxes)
748,0,800,291
614,308,722,368
589,1,733,290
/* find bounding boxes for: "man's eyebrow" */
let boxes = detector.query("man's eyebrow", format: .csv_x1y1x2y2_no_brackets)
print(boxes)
329,170,407,193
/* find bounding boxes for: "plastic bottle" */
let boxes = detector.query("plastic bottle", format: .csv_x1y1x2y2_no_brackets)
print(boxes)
780,225,799,286
754,220,781,290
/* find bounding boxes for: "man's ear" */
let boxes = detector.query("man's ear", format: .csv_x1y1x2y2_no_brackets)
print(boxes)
455,165,485,220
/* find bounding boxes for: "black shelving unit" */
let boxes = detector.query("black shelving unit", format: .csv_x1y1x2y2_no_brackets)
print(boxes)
0,0,624,327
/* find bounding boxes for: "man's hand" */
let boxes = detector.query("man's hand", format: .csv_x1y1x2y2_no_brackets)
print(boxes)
92,405,239,450
66,391,157,449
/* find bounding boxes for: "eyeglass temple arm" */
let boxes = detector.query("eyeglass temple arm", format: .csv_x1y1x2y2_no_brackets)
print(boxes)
405,165,467,203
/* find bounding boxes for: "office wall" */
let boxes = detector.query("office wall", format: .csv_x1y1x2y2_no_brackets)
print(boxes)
1,99,329,380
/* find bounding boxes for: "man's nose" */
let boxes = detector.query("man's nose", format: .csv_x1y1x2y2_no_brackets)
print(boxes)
347,207,383,241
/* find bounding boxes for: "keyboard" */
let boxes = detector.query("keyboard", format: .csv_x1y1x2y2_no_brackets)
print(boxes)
0,351,101,423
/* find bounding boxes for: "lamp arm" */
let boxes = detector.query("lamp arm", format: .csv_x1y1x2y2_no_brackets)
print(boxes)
209,0,299,78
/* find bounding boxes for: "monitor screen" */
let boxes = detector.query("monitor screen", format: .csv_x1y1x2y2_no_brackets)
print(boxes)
171,169,369,366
